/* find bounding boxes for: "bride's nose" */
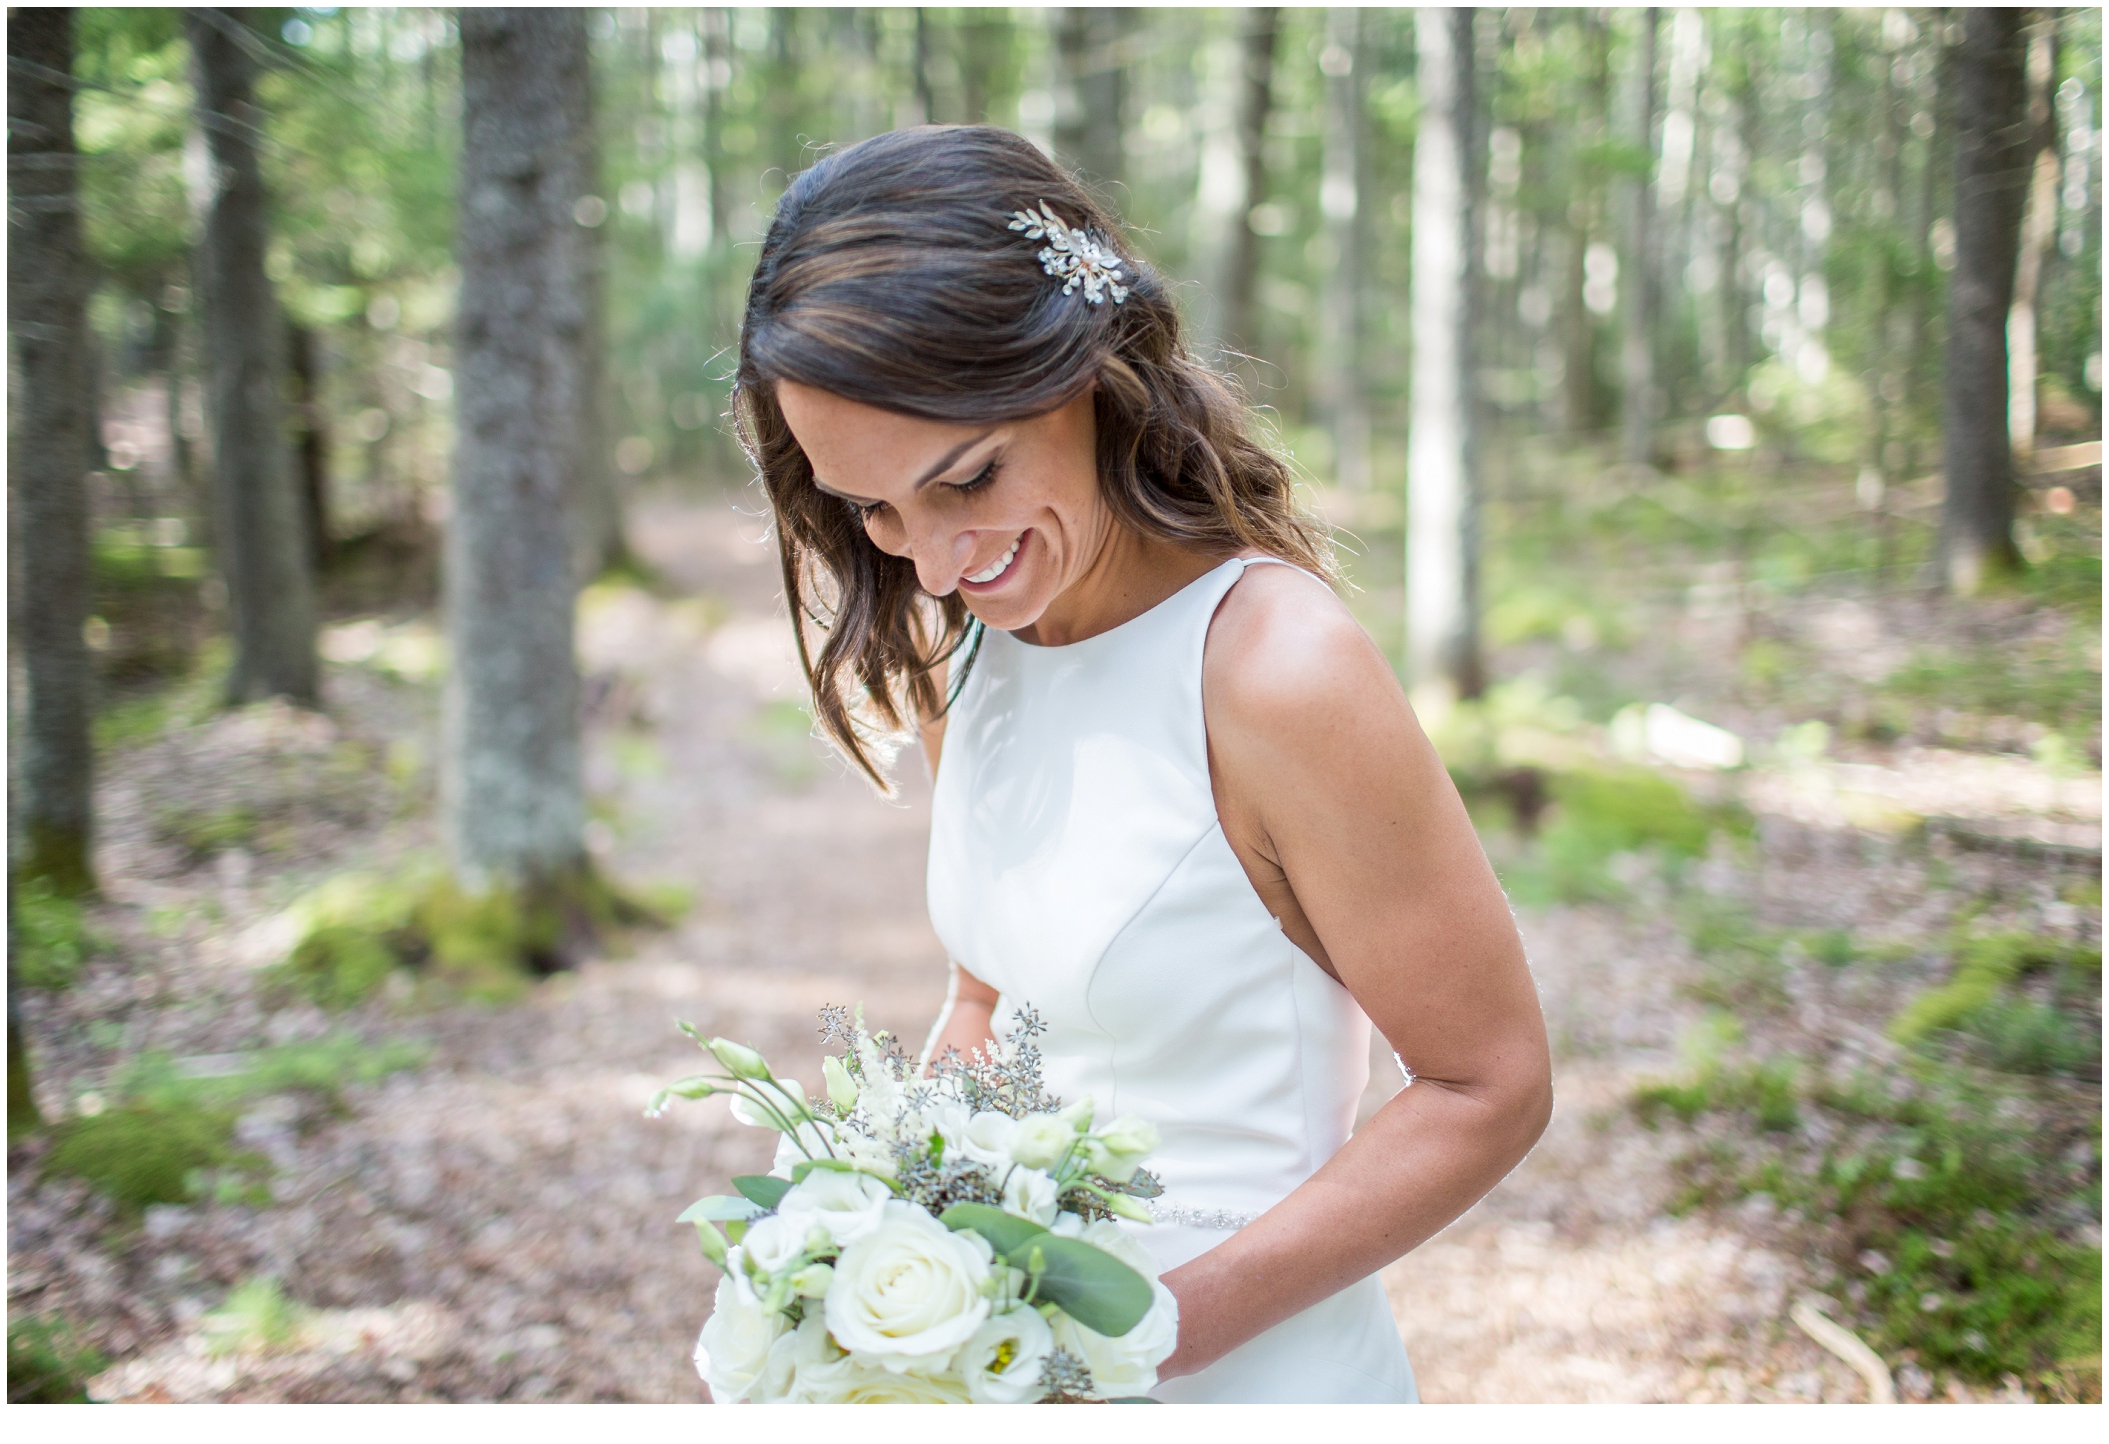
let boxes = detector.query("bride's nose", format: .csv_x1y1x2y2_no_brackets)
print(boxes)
911,526,980,596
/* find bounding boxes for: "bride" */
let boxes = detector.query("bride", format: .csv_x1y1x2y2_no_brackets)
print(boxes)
735,125,1551,1404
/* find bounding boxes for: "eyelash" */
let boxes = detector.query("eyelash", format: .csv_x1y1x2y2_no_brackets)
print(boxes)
848,460,1001,520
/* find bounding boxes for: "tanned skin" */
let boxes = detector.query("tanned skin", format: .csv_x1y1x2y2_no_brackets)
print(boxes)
776,379,1551,1380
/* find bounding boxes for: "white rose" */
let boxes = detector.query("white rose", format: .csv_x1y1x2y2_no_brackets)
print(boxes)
776,1169,892,1247
1008,1114,1075,1170
957,1305,1054,1404
739,1215,808,1276
957,1110,1018,1168
1000,1166,1059,1226
695,1266,788,1403
824,1200,992,1371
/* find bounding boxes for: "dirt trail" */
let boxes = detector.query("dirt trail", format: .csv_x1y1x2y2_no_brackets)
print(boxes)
11,492,2022,1402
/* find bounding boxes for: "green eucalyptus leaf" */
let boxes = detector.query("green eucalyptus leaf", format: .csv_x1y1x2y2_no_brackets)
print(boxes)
678,1194,763,1223
938,1201,1050,1259
1032,1235,1153,1338
732,1174,792,1210
1107,1397,1161,1403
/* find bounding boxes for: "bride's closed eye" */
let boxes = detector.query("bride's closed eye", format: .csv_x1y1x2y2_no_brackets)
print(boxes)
944,458,1003,498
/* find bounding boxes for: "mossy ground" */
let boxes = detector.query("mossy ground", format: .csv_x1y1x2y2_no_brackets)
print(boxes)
267,861,677,1009
7,1313,108,1403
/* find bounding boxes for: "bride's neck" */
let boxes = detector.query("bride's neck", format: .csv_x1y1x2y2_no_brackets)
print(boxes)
1013,526,1220,648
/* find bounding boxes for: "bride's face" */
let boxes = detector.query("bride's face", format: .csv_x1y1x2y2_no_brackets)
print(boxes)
775,380,1111,633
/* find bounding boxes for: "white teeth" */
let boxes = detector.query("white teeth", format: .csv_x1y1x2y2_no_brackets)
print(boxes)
965,538,1020,585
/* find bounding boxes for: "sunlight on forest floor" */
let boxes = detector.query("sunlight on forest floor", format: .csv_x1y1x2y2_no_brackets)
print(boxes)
11,479,2100,1403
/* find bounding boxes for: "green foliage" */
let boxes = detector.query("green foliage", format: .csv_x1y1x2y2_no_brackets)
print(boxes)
152,804,258,860
1889,932,2096,1043
41,1102,247,1215
10,878,100,991
7,1314,108,1404
114,1033,427,1114
1880,641,2103,738
1502,768,1747,906
203,1276,307,1357
1633,1012,1800,1133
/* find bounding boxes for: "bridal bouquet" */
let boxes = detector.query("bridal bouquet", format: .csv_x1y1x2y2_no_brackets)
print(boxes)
649,1006,1178,1404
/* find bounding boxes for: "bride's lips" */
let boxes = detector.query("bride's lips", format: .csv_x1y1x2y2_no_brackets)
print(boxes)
958,530,1028,593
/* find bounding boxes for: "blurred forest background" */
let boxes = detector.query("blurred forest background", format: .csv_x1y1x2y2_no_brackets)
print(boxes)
8,5,2102,1406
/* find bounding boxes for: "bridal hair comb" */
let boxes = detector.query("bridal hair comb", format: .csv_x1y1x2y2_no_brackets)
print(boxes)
1008,202,1130,305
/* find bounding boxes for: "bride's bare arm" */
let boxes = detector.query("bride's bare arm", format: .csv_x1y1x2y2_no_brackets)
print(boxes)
1163,563,1553,1379
921,961,1001,1072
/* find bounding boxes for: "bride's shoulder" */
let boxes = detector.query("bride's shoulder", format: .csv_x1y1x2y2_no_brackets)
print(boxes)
1202,555,1401,735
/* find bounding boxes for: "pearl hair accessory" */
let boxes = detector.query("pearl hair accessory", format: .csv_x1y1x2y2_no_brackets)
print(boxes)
1008,202,1130,305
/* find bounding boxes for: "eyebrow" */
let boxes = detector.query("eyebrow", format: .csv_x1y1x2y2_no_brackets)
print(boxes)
812,430,996,505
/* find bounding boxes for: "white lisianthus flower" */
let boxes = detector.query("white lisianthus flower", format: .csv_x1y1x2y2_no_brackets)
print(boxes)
1042,1222,1178,1399
729,1079,805,1129
1049,1212,1086,1239
738,1215,807,1276
1007,1114,1075,1170
958,1110,1019,1168
695,1264,788,1402
776,1169,891,1247
767,1122,837,1179
1000,1166,1059,1226
825,1201,992,1371
752,1315,848,1405
921,1099,974,1158
801,1359,974,1404
957,1305,1054,1403
1083,1116,1160,1183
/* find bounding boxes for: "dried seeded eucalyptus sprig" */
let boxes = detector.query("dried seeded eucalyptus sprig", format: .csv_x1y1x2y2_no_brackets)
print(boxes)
930,1004,1063,1119
1038,1347,1097,1403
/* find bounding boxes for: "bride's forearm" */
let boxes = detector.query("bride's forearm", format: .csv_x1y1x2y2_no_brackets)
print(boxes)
1157,1065,1552,1379
919,962,1001,1072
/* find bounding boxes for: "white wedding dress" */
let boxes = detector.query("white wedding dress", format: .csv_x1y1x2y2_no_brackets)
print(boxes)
926,556,1418,1404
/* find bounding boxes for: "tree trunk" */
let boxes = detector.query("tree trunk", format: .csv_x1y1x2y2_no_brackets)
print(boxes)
1619,7,1660,467
1055,7,1125,196
1319,8,1369,491
8,7,97,895
285,320,332,572
1939,8,2031,594
449,7,591,907
1563,11,1611,434
1408,7,1482,715
560,33,619,587
913,7,937,124
1220,8,1279,364
2007,17,2059,461
189,9,318,704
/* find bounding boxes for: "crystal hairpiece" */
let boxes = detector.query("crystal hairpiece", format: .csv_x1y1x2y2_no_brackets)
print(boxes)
1007,202,1130,305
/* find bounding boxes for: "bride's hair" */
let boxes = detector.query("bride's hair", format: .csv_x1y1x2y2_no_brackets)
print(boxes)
735,124,1333,787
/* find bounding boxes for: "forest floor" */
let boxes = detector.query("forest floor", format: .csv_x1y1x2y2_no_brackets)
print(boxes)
10,485,2098,1403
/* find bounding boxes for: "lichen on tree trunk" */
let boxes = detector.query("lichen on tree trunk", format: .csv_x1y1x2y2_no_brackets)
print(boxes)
447,9,597,949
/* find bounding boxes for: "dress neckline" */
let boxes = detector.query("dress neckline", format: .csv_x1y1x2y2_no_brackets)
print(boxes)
1005,554,1250,654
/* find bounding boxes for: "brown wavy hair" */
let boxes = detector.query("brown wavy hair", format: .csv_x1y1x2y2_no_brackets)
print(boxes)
734,124,1334,787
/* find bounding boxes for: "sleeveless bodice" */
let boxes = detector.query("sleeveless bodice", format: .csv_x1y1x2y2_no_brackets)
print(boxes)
926,557,1374,1227
924,555,1417,1402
